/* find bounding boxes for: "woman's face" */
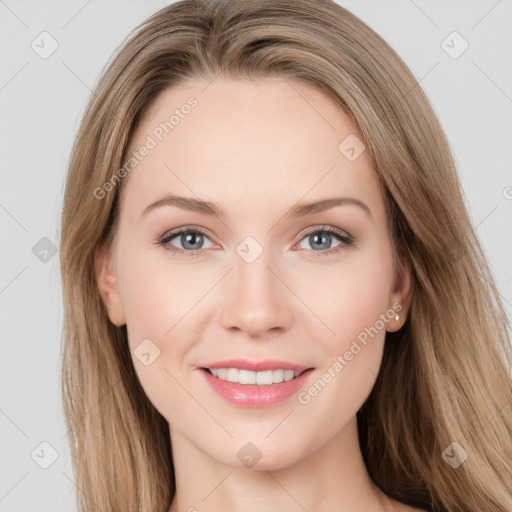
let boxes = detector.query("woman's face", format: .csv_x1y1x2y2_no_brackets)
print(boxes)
97,76,410,470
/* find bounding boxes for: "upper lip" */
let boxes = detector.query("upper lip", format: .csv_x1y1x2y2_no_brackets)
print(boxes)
199,359,312,372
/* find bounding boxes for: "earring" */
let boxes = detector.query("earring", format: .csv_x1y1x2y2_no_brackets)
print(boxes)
395,313,400,321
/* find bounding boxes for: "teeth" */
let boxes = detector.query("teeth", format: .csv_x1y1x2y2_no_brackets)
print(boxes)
209,368,302,385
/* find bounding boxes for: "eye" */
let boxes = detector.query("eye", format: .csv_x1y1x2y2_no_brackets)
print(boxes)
158,227,215,257
157,225,353,258
295,226,353,256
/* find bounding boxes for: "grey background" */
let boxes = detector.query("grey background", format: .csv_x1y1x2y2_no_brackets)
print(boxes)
1,0,511,510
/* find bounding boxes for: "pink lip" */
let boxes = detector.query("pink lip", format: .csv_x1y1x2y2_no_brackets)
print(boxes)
197,360,315,408
199,359,310,372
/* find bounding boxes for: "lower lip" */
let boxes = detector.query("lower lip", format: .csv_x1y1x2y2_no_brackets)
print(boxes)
199,368,314,408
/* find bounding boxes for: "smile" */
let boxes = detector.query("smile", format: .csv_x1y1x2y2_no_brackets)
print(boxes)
204,367,306,385
198,360,315,408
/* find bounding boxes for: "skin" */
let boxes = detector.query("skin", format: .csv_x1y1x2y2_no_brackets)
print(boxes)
96,76,419,512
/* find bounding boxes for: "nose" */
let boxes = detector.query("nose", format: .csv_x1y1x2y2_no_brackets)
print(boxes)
219,247,294,337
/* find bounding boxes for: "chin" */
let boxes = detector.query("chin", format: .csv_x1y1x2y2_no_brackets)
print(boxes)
208,438,308,472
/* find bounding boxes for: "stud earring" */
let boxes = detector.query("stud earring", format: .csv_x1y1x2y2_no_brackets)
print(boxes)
395,312,400,321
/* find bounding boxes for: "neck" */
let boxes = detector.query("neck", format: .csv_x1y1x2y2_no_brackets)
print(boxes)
168,416,393,512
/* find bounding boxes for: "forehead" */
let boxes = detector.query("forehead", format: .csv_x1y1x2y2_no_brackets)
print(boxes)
119,76,383,223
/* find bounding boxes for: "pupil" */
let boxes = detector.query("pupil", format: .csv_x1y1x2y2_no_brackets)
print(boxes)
183,232,202,250
311,233,330,250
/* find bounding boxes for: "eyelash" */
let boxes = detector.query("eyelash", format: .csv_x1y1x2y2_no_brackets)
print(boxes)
156,225,353,259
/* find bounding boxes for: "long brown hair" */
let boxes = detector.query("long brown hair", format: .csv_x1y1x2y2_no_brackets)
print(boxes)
59,1,512,510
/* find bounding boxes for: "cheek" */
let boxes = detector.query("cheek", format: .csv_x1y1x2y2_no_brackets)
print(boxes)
296,244,393,402
116,239,207,342
295,242,394,352
291,247,393,435
115,248,187,422
114,242,214,416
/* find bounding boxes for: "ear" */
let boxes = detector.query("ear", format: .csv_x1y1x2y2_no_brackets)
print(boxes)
95,243,126,326
386,246,414,333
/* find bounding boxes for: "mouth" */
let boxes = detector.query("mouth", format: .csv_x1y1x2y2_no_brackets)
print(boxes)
198,361,316,408
200,366,313,386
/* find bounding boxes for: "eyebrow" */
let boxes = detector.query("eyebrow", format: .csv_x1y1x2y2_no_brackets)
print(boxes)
141,194,371,219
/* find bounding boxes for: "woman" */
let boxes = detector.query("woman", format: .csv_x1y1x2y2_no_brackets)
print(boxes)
59,1,512,511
